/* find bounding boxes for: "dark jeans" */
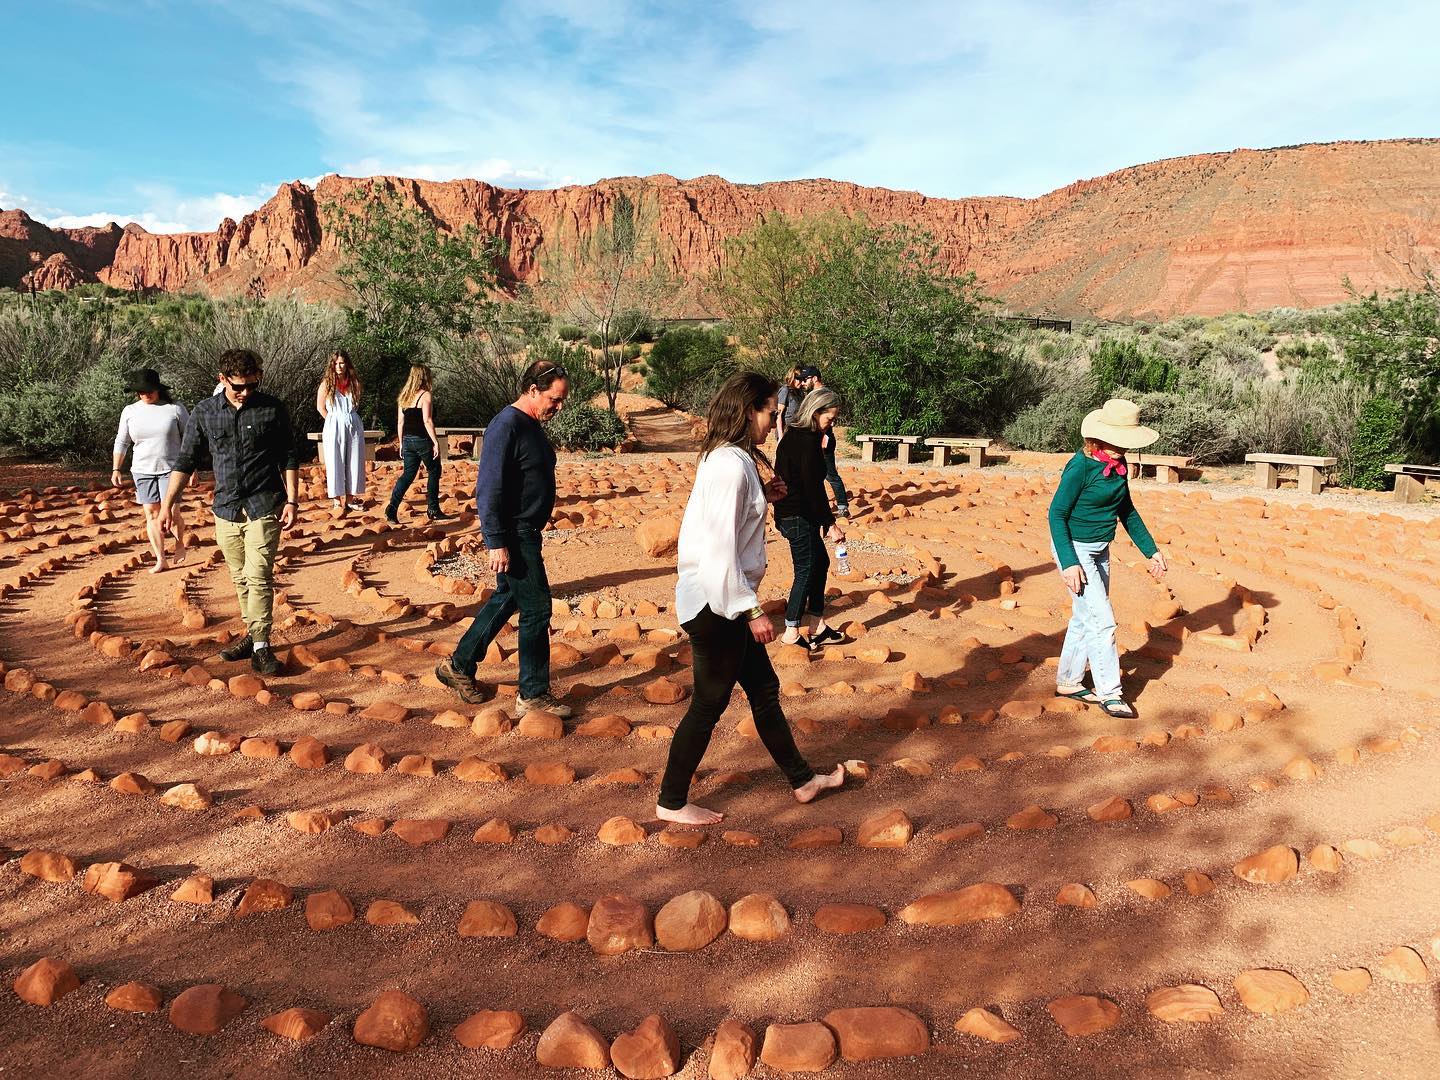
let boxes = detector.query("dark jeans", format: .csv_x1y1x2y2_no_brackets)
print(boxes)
778,516,829,627
823,440,849,511
451,529,551,699
657,606,814,810
387,435,441,515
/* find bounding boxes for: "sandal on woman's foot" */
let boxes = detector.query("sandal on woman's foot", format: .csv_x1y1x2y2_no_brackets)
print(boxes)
811,626,848,648
1100,698,1136,718
1056,687,1101,704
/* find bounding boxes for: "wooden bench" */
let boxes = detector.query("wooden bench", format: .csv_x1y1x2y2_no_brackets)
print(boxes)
1131,453,1194,485
1245,453,1337,495
925,437,992,467
307,430,384,464
1385,462,1440,503
435,426,486,461
854,434,922,464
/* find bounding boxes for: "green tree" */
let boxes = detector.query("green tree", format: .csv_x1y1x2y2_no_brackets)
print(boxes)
644,327,737,413
1335,275,1440,460
322,186,505,422
539,190,679,414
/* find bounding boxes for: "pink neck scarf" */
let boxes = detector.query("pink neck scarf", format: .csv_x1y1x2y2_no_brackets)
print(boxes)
1093,448,1127,477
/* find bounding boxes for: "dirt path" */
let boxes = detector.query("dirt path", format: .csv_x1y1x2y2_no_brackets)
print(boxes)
614,393,701,453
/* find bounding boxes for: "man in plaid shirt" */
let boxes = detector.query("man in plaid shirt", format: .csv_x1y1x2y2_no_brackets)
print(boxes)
160,348,300,676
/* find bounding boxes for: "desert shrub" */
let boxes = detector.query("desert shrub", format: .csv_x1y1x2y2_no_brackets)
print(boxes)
622,342,643,361
1002,369,1100,452
644,327,737,413
612,310,655,344
556,324,585,342
1274,336,1334,370
1133,390,1242,463
1345,395,1407,489
546,402,627,451
1089,338,1176,397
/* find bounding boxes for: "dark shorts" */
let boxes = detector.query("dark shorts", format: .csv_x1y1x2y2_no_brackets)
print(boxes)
133,473,166,506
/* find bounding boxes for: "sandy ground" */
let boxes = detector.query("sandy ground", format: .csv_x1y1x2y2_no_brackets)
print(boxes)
1,433,1439,1079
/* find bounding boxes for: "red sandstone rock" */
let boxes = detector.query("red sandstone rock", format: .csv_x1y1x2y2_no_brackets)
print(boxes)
598,815,647,845
535,823,575,844
455,1009,526,1050
655,889,727,951
856,808,913,848
13,957,80,1006
366,899,419,926
587,894,653,955
537,901,590,941
1331,968,1372,995
106,981,164,1013
643,677,688,704
898,883,1019,926
454,756,506,782
954,1007,1022,1044
458,899,518,937
235,878,293,916
1375,946,1428,983
1146,984,1224,1023
813,903,887,934
824,1007,929,1062
1006,804,1058,829
709,1019,758,1080
728,894,790,941
611,1013,682,1078
171,875,213,904
263,1007,331,1041
20,849,76,882
305,889,355,931
170,983,247,1034
353,990,429,1051
1233,969,1310,1014
760,1022,836,1073
636,517,682,558
536,1011,611,1069
81,861,156,901
1233,844,1299,884
1046,995,1121,1036
1055,883,1098,908
344,742,387,773
788,826,843,849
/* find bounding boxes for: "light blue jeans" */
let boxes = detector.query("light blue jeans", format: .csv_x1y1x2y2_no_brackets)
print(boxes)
1053,540,1121,699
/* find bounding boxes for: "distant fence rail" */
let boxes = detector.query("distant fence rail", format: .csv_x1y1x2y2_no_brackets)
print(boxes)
993,315,1073,332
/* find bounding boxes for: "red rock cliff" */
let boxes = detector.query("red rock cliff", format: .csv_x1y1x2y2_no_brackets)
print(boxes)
3,139,1437,317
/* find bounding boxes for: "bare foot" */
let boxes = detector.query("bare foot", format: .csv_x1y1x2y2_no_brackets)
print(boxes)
655,803,724,825
794,765,845,804
170,546,187,567
148,557,167,575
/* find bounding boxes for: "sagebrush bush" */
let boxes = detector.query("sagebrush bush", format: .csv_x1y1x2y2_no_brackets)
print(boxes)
556,324,585,342
546,402,627,451
1003,369,1099,452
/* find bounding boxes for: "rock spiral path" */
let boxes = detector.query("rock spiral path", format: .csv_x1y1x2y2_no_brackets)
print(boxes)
1,456,1439,1078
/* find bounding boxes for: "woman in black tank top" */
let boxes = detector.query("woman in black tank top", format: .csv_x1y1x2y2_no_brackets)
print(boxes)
386,364,448,523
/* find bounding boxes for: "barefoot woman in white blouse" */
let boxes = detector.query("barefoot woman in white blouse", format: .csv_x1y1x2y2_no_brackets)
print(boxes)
656,371,845,825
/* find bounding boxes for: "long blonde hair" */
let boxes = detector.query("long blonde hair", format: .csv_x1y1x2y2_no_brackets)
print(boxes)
321,349,362,405
397,364,433,406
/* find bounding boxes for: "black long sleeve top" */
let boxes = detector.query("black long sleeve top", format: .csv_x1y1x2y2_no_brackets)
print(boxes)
774,427,835,528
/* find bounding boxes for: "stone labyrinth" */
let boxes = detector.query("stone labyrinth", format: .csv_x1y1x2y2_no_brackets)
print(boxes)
1,452,1439,1078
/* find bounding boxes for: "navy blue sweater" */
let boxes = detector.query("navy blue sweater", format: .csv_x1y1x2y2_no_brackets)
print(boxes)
475,405,557,547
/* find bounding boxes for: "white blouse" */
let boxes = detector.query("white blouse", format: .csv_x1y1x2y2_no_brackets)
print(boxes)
675,445,769,624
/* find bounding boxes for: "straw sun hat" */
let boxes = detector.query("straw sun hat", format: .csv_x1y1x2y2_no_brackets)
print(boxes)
1081,398,1158,450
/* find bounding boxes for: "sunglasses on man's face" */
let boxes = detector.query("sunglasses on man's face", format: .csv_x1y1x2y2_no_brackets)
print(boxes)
227,379,261,394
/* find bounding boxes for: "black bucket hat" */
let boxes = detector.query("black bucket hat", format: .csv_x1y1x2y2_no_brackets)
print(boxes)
126,368,163,395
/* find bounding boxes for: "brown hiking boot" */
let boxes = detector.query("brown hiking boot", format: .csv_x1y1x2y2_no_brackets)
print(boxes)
434,662,487,704
515,692,572,719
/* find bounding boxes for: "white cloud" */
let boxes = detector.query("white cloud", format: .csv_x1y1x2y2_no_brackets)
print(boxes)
20,183,280,234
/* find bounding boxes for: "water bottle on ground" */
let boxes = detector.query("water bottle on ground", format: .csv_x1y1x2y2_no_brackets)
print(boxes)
835,541,851,576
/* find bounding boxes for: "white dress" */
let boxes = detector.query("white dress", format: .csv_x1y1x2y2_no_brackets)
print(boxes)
322,390,366,499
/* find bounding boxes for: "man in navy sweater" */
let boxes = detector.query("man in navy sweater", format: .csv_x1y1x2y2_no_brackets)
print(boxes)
436,360,571,716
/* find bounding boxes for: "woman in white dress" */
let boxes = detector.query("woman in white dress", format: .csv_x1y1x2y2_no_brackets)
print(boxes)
111,368,189,573
316,350,366,517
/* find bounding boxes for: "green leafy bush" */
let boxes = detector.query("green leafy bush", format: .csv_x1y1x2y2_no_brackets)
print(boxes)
612,310,655,343
1002,370,1100,452
1346,395,1406,489
644,327,737,413
1089,339,1176,397
546,402,627,451
556,324,585,342
622,342,643,361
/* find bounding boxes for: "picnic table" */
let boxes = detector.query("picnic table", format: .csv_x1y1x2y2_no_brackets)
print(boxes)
1131,453,1194,485
435,427,486,461
1384,462,1440,504
306,430,384,463
924,437,992,468
854,434,922,464
1245,453,1337,495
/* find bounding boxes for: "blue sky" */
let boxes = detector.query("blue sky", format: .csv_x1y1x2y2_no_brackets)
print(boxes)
4,0,1438,232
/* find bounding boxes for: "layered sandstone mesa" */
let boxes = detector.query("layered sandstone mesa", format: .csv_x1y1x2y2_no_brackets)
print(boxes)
8,140,1438,317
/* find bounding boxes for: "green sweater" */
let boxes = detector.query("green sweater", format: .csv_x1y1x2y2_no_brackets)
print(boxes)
1048,451,1157,570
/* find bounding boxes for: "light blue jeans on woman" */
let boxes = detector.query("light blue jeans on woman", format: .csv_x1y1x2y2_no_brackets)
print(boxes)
1052,539,1121,699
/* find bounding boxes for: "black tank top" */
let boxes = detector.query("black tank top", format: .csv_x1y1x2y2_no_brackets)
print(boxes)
401,392,427,439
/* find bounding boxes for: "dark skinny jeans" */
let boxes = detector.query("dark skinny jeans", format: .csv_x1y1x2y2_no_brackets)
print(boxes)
778,515,829,628
658,605,814,810
387,434,442,516
451,528,551,700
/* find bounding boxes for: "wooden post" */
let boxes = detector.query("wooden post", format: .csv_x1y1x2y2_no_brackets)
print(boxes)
963,446,985,468
435,433,450,461
1394,472,1426,504
897,441,914,465
1253,461,1279,489
1297,464,1323,495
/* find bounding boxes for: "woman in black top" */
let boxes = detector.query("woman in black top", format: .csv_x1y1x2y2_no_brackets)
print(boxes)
774,388,848,651
385,364,449,523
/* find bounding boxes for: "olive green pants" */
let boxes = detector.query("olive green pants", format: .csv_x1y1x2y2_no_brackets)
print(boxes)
213,512,282,643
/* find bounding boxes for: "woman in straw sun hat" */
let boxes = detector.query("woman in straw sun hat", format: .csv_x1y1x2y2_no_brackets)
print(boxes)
1047,398,1168,719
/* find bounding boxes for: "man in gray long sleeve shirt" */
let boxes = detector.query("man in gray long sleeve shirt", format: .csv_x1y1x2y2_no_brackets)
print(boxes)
435,360,571,716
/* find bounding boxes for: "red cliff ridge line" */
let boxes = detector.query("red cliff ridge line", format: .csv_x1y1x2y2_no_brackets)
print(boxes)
3,138,1438,318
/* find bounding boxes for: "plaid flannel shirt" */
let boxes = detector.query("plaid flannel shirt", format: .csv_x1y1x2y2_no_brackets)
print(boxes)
174,390,298,522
